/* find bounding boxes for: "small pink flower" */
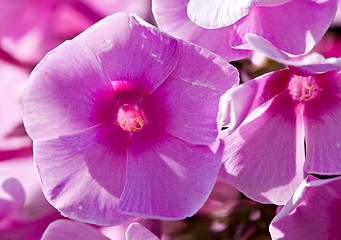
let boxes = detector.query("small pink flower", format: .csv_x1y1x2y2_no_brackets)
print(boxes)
23,13,239,225
219,48,341,204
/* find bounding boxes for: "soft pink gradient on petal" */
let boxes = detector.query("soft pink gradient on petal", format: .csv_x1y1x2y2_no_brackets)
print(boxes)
270,176,341,240
80,13,180,95
143,40,239,145
23,41,115,140
152,0,251,61
221,93,305,205
303,91,341,174
34,124,133,226
119,124,224,219
42,220,110,240
126,223,160,240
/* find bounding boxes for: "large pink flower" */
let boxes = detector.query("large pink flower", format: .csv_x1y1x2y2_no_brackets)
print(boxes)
270,176,341,239
219,47,341,204
23,13,239,225
152,0,337,61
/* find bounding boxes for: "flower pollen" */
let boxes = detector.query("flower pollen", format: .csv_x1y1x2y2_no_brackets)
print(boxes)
289,75,318,101
117,104,145,132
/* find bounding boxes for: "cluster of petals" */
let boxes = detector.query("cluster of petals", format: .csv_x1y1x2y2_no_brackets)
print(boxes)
270,176,341,239
219,34,341,205
152,0,337,61
22,13,239,225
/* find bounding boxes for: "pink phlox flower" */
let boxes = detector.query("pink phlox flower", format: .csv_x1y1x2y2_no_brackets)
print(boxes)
270,175,341,239
152,0,337,61
219,38,341,205
23,13,239,225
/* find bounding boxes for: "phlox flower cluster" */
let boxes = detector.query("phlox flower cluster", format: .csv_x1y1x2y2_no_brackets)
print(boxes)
1,0,341,239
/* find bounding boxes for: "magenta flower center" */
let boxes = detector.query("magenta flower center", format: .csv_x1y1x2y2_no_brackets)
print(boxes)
117,104,145,132
288,76,318,101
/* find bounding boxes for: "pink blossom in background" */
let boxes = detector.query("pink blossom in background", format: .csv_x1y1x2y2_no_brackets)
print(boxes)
0,173,62,240
219,42,341,204
22,13,239,226
0,60,32,151
270,176,341,239
152,0,337,61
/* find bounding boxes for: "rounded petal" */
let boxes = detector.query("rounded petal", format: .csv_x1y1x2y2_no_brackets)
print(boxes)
303,91,341,174
187,0,254,28
42,220,109,240
220,93,305,205
0,175,25,218
270,176,341,240
119,124,224,219
23,40,115,140
143,40,239,145
232,0,338,55
34,124,132,226
246,33,341,75
126,223,159,240
78,13,180,95
152,0,250,61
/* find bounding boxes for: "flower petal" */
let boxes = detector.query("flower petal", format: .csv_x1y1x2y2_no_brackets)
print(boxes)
23,40,115,140
246,33,341,75
79,13,180,95
42,220,109,240
303,91,341,174
187,0,254,28
232,0,338,55
220,93,305,204
0,175,25,218
34,124,133,226
270,176,341,240
126,223,159,240
152,0,251,61
119,124,223,219
143,40,239,145
221,69,290,132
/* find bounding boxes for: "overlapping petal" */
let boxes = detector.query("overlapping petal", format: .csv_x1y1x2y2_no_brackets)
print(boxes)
23,41,115,140
143,40,239,145
119,124,224,219
246,33,341,75
221,70,291,132
34,124,132,225
220,93,305,204
79,13,180,96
